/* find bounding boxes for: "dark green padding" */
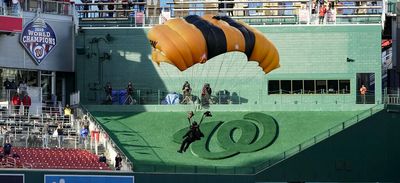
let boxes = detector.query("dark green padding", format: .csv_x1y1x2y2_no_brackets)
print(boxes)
216,120,258,149
191,121,240,160
239,112,279,153
173,112,279,160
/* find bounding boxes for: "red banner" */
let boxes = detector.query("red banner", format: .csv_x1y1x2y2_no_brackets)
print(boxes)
0,16,23,33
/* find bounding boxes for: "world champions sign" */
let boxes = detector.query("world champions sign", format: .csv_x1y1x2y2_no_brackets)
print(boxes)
20,17,57,65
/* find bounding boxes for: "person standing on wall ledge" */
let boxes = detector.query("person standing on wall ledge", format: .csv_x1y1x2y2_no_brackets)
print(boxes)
22,93,31,116
360,84,367,104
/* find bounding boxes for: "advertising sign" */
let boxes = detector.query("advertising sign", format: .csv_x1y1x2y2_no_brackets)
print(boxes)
45,175,134,183
20,17,57,65
0,16,23,32
0,174,24,183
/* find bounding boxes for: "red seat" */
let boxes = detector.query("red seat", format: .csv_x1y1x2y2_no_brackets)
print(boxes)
9,147,110,170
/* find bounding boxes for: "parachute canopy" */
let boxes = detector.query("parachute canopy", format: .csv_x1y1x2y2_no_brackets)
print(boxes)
147,15,280,74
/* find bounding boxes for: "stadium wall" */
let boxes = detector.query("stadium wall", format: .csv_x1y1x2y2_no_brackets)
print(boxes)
255,108,400,182
0,169,253,183
76,25,382,108
0,12,74,72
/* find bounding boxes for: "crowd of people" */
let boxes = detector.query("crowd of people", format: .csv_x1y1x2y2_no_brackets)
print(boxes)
3,79,32,115
79,0,145,18
311,0,380,24
102,81,233,106
0,0,22,16
0,105,127,171
103,81,136,105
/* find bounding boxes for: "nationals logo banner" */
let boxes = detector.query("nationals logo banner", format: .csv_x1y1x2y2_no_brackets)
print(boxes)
20,17,57,65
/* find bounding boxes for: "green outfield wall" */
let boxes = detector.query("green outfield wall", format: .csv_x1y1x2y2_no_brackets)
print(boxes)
256,108,400,182
1,107,399,182
76,25,382,109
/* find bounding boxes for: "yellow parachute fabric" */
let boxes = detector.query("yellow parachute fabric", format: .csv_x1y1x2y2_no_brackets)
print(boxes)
147,15,279,74
237,21,280,73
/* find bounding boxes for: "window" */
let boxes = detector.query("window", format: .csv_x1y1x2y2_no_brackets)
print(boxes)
339,80,350,94
316,80,327,94
267,79,350,95
304,80,315,94
327,80,338,94
281,80,291,94
268,80,280,94
292,80,302,94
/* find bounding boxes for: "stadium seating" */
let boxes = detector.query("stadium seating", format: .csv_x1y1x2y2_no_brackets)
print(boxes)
0,147,111,170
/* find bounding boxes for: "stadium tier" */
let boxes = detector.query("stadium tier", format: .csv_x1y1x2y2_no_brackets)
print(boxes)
0,147,110,170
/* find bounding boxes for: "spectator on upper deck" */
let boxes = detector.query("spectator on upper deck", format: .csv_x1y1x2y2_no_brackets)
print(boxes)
11,92,21,115
137,0,144,12
201,83,212,106
181,81,192,104
3,78,11,89
18,80,27,96
226,0,234,16
121,0,129,17
371,0,377,14
107,0,115,17
64,104,72,117
10,79,17,90
11,0,20,16
83,0,89,18
311,0,317,14
22,93,31,116
318,4,326,24
97,0,104,17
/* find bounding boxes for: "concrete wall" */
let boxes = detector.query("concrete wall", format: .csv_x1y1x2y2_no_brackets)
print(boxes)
0,12,74,72
0,169,254,183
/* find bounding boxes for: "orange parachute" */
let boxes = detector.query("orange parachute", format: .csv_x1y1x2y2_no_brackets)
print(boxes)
147,15,280,74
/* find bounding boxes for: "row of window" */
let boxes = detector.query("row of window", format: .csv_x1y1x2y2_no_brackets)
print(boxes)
268,80,351,94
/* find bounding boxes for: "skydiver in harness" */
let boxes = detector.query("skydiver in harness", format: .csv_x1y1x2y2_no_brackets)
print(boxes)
177,111,212,153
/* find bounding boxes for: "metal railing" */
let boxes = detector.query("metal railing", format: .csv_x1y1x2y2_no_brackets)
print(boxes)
75,1,146,17
78,14,160,27
386,1,397,15
0,1,23,16
23,0,73,15
383,87,400,104
1,0,73,16
84,87,380,105
70,91,80,107
72,0,389,27
0,132,83,149
86,88,246,105
0,109,77,149
77,105,134,172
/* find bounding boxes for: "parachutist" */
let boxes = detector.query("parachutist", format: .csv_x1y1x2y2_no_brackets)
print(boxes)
178,111,212,153
177,121,203,153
